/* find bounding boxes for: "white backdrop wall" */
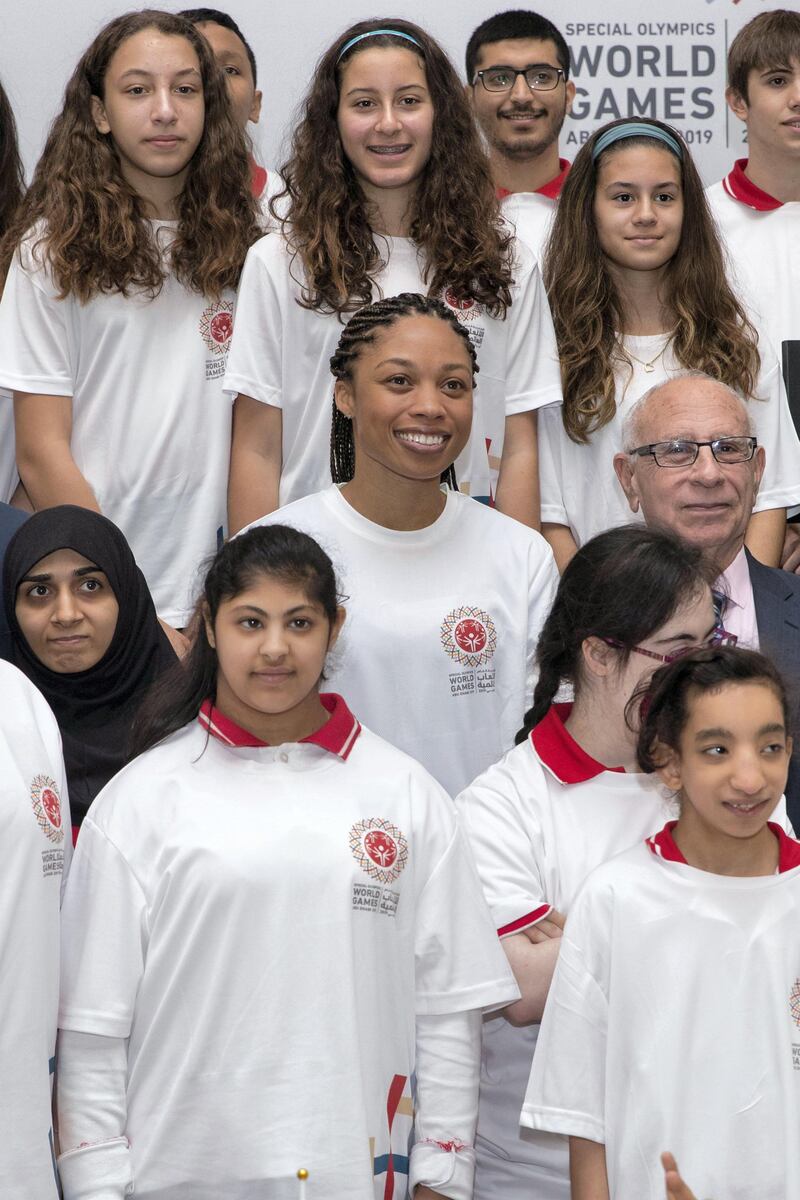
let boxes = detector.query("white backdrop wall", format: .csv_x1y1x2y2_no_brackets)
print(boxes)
3,0,800,187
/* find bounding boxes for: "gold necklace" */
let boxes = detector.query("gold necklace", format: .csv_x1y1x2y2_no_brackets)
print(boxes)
622,335,672,374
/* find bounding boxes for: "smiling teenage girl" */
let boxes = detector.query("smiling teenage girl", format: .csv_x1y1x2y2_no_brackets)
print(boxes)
524,646,800,1199
225,18,561,532
0,11,261,628
56,524,518,1200
536,117,800,571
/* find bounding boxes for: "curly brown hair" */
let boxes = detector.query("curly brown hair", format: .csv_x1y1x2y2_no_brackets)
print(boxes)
273,17,513,317
543,117,760,444
0,79,24,239
0,9,261,301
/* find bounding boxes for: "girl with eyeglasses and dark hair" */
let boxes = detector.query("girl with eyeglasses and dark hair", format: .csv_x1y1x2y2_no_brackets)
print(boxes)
457,525,791,1200
241,292,557,799
224,17,561,535
530,117,800,572
524,646,800,1199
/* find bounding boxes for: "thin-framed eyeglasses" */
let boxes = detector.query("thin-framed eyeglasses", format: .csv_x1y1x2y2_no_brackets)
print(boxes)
473,64,565,92
601,626,738,665
627,436,757,468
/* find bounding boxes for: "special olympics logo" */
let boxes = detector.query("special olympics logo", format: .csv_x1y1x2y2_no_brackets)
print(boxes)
441,606,497,668
199,301,234,354
442,287,481,323
790,980,800,1029
30,774,64,845
350,818,409,884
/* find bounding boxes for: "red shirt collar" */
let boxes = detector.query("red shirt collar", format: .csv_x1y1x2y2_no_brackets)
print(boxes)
722,159,782,212
647,820,800,872
496,159,570,202
249,158,268,199
198,693,361,760
531,702,626,785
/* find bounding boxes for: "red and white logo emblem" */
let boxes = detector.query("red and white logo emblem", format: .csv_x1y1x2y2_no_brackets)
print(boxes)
440,606,497,668
30,774,64,845
350,817,409,884
442,287,482,323
199,301,234,355
790,980,800,1029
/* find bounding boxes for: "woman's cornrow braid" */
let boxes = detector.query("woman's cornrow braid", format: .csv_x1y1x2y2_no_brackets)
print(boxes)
329,293,477,485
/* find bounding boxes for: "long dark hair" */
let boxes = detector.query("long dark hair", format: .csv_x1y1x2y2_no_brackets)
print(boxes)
0,79,24,239
633,646,790,773
329,292,478,489
273,17,513,316
516,525,716,743
131,525,340,756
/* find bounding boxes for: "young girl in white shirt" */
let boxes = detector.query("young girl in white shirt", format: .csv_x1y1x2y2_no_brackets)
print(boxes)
56,523,518,1200
0,10,261,628
245,292,558,798
537,117,800,571
524,645,800,1200
225,17,561,532
457,524,736,1200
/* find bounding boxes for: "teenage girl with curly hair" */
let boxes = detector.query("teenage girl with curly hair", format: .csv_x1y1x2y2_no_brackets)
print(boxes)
0,10,262,633
225,17,561,533
533,117,800,571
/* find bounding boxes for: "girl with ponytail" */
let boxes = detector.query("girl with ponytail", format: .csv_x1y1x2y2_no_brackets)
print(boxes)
456,524,724,1200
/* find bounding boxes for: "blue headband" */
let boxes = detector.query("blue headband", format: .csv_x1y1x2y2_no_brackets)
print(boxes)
336,29,423,63
591,122,684,162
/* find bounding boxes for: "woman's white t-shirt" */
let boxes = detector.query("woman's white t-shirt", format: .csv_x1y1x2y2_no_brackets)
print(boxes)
0,227,235,625
223,230,562,507
246,486,558,797
523,825,800,1200
0,660,70,1200
58,697,518,1200
539,335,800,546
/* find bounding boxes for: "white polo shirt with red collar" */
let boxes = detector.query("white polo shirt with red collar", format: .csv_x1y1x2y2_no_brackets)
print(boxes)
59,693,518,1200
522,820,800,1200
456,703,680,1200
707,160,800,392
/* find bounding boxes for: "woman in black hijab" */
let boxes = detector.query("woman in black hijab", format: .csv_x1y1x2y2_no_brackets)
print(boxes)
3,506,177,832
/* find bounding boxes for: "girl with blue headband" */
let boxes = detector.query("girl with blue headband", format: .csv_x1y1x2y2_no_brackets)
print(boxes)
224,17,562,533
534,116,800,572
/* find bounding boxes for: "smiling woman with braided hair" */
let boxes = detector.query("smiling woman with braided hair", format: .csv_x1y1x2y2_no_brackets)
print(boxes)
240,291,557,798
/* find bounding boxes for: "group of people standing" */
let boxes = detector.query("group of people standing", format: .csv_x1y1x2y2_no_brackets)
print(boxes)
3,5,800,1200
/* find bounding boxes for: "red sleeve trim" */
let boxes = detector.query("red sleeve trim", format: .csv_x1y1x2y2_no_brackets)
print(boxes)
498,903,552,938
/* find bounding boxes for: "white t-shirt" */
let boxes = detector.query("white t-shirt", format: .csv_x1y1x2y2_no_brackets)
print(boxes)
455,704,674,1199
223,229,562,507
522,824,800,1200
501,192,555,264
246,486,558,797
0,227,235,625
707,162,800,380
58,696,518,1200
0,660,70,1200
539,334,800,546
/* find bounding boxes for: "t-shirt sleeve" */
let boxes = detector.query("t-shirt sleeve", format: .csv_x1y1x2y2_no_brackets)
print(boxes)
503,242,562,416
749,344,800,512
538,402,570,527
520,882,611,1142
456,756,552,937
0,244,74,396
59,818,148,1038
414,821,520,1016
223,235,284,408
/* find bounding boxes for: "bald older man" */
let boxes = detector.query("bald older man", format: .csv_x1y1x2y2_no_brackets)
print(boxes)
614,371,800,825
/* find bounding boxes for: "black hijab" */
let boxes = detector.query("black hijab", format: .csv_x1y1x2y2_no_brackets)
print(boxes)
2,506,177,824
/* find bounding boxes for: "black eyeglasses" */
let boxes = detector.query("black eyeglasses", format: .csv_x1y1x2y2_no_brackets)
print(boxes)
473,65,565,93
628,437,758,469
602,626,738,665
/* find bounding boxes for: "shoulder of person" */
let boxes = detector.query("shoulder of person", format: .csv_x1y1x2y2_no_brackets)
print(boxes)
747,549,800,601
238,488,334,539
456,734,549,816
450,493,553,557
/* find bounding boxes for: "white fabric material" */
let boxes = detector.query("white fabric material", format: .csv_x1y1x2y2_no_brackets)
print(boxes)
523,840,800,1200
223,229,562,506
246,486,558,797
456,735,673,1199
539,334,800,546
0,386,17,502
707,181,800,370
0,227,234,625
58,1030,131,1200
0,660,70,1200
58,718,518,1200
501,193,555,264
